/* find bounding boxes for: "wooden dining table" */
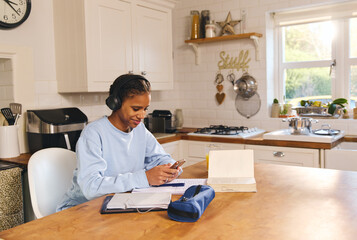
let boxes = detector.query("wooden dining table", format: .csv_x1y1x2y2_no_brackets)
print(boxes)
1,161,357,240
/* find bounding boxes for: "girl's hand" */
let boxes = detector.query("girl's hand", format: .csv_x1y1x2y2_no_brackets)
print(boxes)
145,163,180,186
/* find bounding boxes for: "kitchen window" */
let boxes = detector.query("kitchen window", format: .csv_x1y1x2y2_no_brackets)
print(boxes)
274,2,357,109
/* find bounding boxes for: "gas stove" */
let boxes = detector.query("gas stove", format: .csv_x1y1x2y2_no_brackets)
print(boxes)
187,125,265,139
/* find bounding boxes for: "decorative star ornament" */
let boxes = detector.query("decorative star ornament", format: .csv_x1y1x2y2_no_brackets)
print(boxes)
217,12,241,35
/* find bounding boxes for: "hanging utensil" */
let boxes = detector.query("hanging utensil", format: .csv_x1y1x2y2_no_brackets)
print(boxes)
1,108,15,125
235,92,261,119
234,72,257,98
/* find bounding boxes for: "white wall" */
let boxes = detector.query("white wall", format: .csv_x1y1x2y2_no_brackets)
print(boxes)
0,0,356,149
172,0,357,135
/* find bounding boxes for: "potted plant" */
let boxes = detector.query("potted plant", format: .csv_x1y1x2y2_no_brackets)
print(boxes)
328,98,348,117
271,98,280,118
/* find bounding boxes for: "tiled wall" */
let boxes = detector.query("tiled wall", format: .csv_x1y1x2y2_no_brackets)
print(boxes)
170,0,357,135
0,59,14,108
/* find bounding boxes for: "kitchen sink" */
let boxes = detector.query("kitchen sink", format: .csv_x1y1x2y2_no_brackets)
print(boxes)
263,129,345,143
325,142,357,171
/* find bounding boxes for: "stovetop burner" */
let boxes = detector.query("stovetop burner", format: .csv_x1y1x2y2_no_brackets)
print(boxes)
195,125,249,135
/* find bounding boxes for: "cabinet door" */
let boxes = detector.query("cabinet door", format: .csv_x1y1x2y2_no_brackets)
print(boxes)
86,0,133,91
245,145,320,167
182,141,245,167
135,5,173,90
161,141,181,163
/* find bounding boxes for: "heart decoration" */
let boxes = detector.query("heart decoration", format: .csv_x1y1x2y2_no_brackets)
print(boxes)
216,84,223,92
216,92,226,105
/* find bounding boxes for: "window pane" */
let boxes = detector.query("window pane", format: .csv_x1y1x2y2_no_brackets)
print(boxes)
350,18,357,58
351,65,357,108
285,67,331,105
283,21,333,62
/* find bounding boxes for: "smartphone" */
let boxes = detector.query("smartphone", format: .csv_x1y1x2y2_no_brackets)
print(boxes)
170,159,186,169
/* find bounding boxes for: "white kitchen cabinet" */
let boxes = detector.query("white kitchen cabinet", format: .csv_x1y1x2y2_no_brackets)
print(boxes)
245,145,320,168
324,142,357,171
161,140,182,163
135,3,173,90
181,141,245,167
53,0,175,93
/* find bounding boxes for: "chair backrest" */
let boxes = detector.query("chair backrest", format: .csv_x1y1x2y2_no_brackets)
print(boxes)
28,148,76,218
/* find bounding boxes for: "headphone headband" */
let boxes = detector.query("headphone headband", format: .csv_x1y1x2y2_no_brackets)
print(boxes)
106,74,149,111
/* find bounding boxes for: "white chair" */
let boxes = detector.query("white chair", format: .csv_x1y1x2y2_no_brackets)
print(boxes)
28,148,76,219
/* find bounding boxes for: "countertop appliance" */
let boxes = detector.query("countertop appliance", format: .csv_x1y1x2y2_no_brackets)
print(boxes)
144,110,175,133
187,125,265,139
26,107,88,153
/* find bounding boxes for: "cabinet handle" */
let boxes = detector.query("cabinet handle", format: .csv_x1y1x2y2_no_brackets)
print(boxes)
273,151,284,157
128,71,133,74
141,71,147,76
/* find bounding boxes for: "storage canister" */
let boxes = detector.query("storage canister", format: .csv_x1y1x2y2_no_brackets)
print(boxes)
200,10,210,38
205,20,216,38
190,10,200,39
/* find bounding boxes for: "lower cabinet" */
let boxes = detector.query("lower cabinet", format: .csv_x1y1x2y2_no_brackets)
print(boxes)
161,140,321,168
161,141,182,164
245,144,320,168
181,141,245,167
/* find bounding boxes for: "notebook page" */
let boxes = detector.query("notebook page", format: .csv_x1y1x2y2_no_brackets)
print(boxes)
107,192,171,209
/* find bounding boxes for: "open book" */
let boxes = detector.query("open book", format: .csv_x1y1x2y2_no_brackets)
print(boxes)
207,149,257,192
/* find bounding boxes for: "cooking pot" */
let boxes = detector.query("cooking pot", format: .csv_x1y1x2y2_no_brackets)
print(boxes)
282,117,318,135
233,73,257,99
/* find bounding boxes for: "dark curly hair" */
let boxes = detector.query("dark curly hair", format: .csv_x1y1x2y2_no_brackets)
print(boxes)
109,74,151,103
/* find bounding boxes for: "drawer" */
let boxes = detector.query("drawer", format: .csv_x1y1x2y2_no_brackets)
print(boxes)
245,145,319,167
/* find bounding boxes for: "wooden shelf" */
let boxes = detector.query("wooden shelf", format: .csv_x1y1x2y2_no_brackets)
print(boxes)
184,32,262,44
184,32,263,64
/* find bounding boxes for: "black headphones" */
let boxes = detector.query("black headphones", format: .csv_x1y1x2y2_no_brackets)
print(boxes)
105,74,149,111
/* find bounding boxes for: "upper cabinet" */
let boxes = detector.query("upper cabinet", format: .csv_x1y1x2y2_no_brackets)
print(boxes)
53,0,176,93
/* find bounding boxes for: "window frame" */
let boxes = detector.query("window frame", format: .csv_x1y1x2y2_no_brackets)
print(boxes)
276,16,357,109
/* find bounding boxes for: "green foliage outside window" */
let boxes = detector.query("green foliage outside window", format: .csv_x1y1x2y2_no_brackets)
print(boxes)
283,22,332,104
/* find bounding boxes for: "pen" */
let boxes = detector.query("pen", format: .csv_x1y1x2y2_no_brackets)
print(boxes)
155,183,185,187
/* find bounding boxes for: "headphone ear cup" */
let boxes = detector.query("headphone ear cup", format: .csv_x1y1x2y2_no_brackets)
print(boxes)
106,95,120,111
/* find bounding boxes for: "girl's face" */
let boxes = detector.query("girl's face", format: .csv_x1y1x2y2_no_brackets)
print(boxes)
115,92,150,131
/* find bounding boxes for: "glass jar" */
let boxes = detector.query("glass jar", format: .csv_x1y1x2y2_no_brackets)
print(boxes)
205,144,220,170
205,20,216,38
190,10,200,40
200,10,210,38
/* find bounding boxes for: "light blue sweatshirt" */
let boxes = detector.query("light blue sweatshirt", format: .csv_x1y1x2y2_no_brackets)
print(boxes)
56,117,175,211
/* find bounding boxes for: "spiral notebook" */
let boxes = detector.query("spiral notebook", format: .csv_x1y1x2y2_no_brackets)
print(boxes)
100,192,171,214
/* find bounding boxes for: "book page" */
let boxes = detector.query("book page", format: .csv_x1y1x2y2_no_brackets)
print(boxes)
107,192,171,209
207,177,256,185
208,149,254,178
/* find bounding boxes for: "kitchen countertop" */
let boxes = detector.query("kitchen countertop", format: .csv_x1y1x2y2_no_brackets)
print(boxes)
1,128,353,166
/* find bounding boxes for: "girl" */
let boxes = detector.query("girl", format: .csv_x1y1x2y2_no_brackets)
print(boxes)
57,74,180,211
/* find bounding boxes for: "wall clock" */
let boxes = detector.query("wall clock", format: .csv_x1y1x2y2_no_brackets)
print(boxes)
0,0,31,29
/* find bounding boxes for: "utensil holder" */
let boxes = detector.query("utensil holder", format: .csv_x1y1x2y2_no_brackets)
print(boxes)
0,125,20,158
